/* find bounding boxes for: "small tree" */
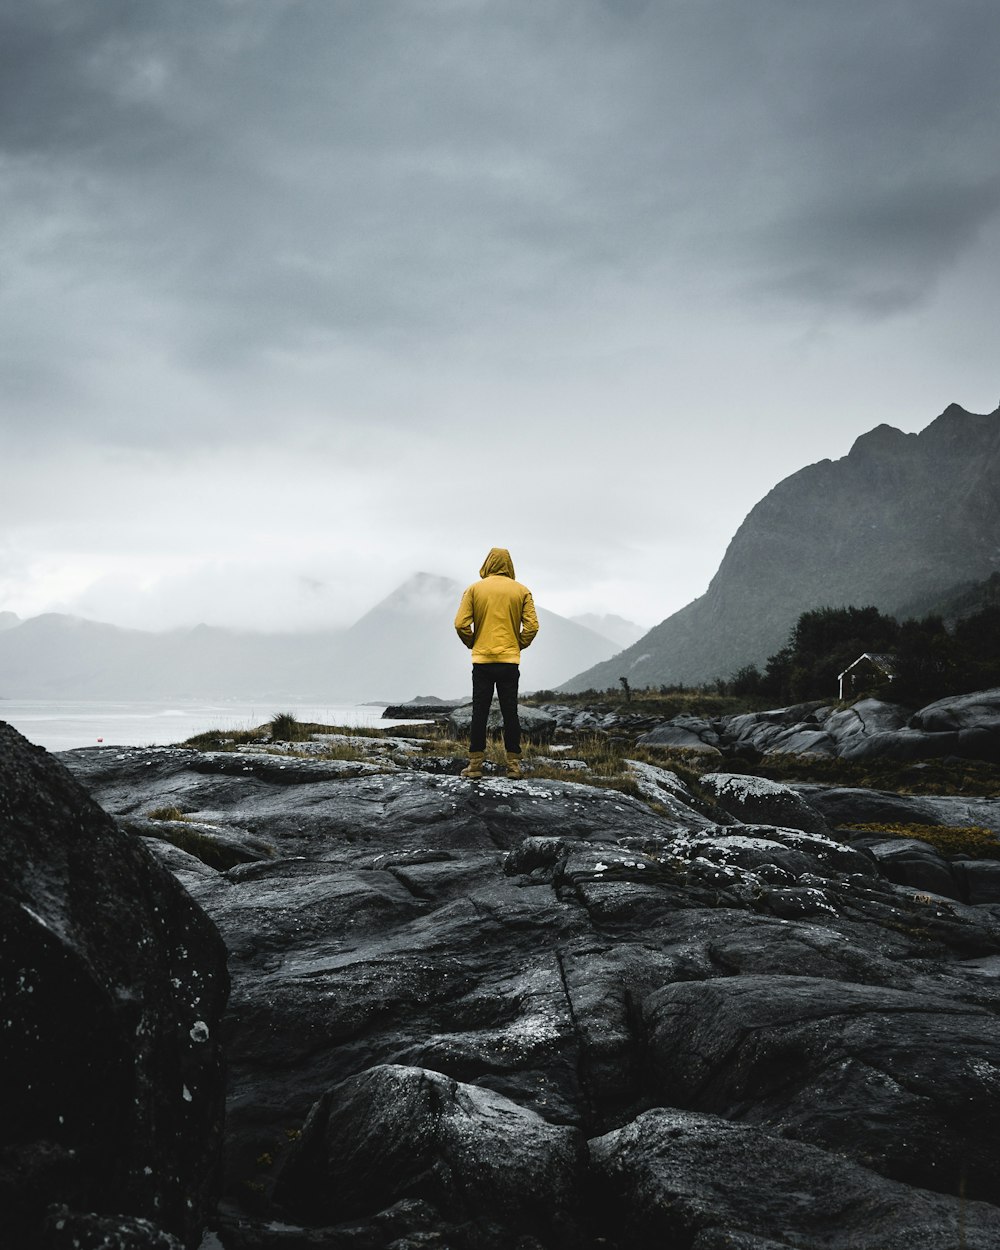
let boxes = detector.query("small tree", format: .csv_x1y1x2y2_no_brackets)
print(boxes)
730,663,764,697
953,605,1000,692
892,616,954,703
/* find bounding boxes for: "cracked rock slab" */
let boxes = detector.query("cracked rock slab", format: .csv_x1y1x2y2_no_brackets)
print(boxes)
589,1108,1000,1250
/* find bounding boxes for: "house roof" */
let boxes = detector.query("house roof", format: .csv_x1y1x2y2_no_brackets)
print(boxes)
837,652,899,681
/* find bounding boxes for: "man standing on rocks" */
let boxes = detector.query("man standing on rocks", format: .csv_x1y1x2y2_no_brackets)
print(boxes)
454,548,538,779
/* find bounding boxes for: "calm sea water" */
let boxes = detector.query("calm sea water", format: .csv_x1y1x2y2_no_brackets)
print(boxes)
0,700,418,753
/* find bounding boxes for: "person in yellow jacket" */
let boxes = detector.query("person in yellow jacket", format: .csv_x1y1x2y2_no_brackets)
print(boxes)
454,548,538,779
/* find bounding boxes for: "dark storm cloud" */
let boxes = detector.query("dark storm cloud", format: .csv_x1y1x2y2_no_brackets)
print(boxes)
757,178,1000,316
3,0,999,447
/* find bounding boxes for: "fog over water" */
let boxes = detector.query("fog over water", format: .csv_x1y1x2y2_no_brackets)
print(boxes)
2,2,998,634
0,700,417,753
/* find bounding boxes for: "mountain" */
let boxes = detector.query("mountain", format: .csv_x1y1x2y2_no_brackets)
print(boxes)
0,613,339,701
0,611,19,632
561,402,1000,691
322,572,623,700
0,573,621,702
569,613,646,649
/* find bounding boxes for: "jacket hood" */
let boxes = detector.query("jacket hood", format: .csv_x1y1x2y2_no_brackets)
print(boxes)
480,548,515,579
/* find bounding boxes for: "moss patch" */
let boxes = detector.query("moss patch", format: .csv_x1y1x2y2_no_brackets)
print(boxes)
751,754,1000,798
841,822,1000,861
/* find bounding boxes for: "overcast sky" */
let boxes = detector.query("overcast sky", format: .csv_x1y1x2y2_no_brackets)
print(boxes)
2,0,998,635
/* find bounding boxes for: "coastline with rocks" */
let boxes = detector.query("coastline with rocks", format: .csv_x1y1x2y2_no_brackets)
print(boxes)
5,688,1000,1247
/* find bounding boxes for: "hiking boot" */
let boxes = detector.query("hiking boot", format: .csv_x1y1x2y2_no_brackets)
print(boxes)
504,751,523,779
460,752,485,779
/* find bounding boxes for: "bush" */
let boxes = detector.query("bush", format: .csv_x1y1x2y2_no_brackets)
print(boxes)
269,711,306,742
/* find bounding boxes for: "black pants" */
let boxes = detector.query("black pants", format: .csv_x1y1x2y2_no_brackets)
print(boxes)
469,663,521,753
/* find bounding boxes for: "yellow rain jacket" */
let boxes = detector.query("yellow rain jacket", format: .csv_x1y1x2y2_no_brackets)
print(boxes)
454,548,539,664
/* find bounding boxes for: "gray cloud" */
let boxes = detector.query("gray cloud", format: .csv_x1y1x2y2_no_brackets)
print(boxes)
2,1,998,630
754,177,1000,316
7,5,999,359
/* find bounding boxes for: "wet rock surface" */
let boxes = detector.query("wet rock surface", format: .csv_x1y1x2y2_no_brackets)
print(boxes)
790,782,1000,834
591,1109,1000,1250
50,735,1000,1249
0,723,228,1249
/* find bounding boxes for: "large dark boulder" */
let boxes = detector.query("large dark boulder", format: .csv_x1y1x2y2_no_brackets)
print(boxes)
0,724,228,1248
912,687,1000,733
273,1064,585,1245
858,836,964,899
700,772,831,835
643,974,1000,1199
909,688,1000,764
791,783,1000,835
590,1109,1000,1249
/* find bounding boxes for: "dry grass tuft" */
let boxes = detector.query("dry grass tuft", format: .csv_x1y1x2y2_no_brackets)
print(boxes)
147,805,190,822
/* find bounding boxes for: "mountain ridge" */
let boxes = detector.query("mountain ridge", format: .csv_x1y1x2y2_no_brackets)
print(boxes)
0,574,621,701
561,402,1000,691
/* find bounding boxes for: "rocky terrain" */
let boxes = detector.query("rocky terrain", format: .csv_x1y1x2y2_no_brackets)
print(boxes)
629,687,1000,765
5,691,1000,1248
564,402,1000,689
460,686,1000,774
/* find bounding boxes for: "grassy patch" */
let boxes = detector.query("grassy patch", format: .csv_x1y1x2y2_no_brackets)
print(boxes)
840,822,1000,861
181,726,268,750
321,723,391,738
180,719,394,751
752,753,1000,797
147,805,190,822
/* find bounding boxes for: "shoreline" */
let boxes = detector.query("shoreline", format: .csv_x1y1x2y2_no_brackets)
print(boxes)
0,698,407,753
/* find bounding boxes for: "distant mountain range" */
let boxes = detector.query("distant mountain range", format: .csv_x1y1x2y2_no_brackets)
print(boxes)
0,573,632,702
562,402,1000,691
568,613,647,648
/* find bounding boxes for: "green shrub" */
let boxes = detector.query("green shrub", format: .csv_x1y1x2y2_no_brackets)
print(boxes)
269,711,305,741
